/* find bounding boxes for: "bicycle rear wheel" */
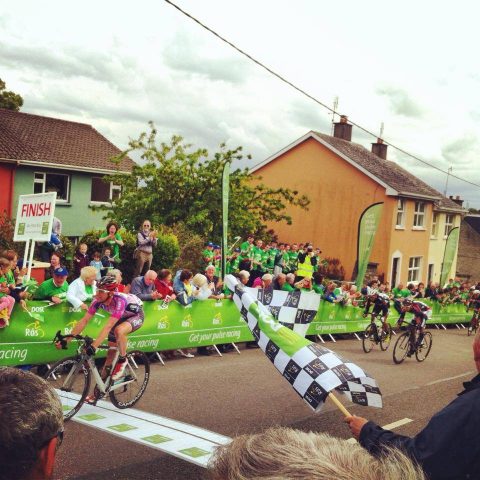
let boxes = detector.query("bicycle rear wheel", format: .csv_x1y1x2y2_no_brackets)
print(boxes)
415,332,433,362
44,357,91,421
362,324,377,353
109,350,150,409
380,323,392,351
393,332,410,364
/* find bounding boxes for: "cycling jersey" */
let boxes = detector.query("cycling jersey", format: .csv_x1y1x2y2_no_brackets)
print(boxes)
410,301,431,327
88,293,144,342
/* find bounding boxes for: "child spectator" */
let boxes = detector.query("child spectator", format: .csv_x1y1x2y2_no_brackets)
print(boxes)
73,243,89,278
0,258,15,327
101,247,115,277
89,251,103,281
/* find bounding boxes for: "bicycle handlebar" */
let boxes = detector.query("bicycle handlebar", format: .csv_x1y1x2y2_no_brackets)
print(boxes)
53,330,94,350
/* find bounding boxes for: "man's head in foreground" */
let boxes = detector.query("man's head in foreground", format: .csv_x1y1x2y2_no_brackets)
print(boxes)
0,367,63,480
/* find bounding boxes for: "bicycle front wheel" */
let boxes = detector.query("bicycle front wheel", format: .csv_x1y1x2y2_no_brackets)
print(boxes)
109,351,150,409
380,323,392,351
393,332,410,364
362,324,376,353
44,357,91,421
415,332,432,362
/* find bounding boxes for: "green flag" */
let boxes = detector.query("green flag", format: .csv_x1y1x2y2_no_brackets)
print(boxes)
440,226,460,287
221,161,230,279
355,203,383,288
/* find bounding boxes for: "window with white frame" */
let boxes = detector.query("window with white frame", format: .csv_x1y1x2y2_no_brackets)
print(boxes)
90,177,121,203
33,172,70,202
431,212,438,237
413,201,425,228
396,199,405,227
444,214,454,237
408,256,421,282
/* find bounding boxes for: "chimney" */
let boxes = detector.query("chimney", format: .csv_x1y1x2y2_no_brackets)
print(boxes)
371,138,388,160
449,195,464,207
333,115,352,141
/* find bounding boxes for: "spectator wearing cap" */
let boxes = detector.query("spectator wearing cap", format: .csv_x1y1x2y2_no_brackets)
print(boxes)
33,267,69,303
202,242,215,269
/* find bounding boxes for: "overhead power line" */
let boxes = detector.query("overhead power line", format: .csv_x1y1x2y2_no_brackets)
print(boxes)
164,0,480,190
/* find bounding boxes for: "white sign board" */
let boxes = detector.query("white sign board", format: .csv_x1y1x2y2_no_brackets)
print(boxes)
13,193,57,242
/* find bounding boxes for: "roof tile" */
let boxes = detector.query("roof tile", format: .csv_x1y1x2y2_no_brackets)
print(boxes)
0,108,135,172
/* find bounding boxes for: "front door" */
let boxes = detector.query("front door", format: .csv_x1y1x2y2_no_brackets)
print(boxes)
391,257,399,288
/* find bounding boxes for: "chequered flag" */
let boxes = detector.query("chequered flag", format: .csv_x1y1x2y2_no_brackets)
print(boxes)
247,287,319,337
226,275,382,412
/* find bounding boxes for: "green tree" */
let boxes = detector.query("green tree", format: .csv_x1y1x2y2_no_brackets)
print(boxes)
102,123,309,242
0,79,23,111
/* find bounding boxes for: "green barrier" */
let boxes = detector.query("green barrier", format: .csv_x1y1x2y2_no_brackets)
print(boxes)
0,297,472,366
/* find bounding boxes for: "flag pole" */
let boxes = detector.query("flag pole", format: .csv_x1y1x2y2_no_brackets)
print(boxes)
328,391,352,417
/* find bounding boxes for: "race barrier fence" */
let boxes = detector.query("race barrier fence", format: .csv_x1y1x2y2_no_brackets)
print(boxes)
0,292,473,366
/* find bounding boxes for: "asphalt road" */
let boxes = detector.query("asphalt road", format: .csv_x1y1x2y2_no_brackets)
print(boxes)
53,327,476,480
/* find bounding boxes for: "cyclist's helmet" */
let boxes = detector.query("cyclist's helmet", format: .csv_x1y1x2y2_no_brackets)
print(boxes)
97,275,118,292
473,290,480,295
403,298,413,306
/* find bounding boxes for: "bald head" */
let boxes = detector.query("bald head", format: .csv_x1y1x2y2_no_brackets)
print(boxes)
144,270,158,286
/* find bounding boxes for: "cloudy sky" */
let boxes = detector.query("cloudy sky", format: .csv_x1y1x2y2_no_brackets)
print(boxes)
2,0,480,206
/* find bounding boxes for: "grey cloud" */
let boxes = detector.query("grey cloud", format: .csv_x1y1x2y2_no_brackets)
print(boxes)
0,42,139,93
441,134,479,165
376,85,425,118
162,34,250,85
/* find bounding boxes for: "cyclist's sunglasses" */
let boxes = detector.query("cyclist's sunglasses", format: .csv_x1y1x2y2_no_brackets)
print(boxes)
97,288,115,294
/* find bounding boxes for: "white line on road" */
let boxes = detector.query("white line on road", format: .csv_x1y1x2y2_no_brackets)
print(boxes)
425,371,474,386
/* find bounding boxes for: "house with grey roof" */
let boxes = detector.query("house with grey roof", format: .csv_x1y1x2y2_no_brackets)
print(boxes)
251,116,465,285
0,108,135,237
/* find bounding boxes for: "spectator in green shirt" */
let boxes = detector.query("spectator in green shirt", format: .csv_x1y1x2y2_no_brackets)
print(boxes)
202,242,215,268
273,273,294,292
33,267,69,304
98,221,124,265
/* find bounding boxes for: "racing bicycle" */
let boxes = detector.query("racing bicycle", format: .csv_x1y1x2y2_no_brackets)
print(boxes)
44,331,150,421
362,312,392,353
393,320,432,364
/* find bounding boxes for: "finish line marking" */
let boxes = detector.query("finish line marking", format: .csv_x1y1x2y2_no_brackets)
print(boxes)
57,391,231,468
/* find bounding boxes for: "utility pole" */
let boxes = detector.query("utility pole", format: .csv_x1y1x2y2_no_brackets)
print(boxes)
444,166,453,196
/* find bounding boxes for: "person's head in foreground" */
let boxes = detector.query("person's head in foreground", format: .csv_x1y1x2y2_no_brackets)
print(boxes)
0,367,64,480
208,427,425,480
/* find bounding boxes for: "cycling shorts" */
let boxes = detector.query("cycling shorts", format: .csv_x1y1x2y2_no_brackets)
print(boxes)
410,315,427,329
108,311,144,342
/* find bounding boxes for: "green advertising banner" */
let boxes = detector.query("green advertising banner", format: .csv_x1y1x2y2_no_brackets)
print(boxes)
221,161,230,279
355,203,384,288
440,227,460,287
0,296,472,367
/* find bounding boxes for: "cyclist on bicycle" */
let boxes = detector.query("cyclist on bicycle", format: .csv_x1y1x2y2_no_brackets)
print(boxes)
363,284,390,334
60,275,144,381
467,290,480,333
401,299,431,355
